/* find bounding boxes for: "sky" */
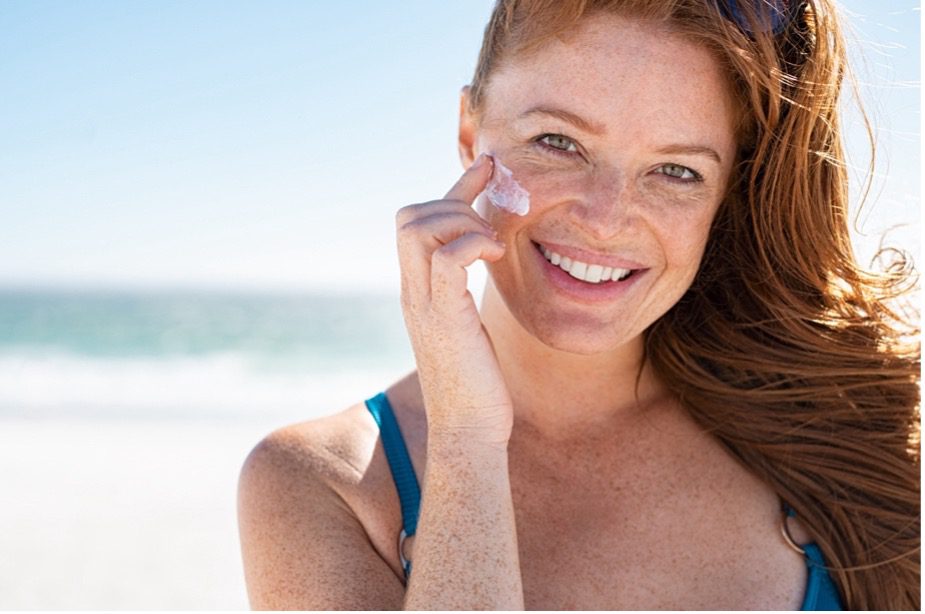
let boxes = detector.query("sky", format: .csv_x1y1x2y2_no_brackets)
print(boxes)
0,0,920,293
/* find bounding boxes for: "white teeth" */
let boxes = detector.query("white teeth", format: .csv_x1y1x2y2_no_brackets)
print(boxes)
585,264,603,283
539,243,634,284
568,261,588,281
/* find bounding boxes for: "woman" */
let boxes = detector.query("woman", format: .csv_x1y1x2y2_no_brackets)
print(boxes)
238,0,920,609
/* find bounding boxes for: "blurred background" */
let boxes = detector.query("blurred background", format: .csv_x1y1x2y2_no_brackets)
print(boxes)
0,0,919,608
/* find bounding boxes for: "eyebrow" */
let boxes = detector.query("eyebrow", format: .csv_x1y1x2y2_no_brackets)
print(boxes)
654,144,723,165
517,105,723,165
517,106,607,136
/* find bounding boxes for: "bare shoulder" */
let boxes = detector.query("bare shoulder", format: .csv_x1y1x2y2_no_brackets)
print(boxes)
236,390,415,609
240,401,382,491
240,371,426,503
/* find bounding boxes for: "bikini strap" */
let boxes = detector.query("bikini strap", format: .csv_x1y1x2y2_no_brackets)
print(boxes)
364,392,422,578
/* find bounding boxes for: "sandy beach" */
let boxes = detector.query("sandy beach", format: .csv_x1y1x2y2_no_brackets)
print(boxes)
0,417,291,609
0,288,416,609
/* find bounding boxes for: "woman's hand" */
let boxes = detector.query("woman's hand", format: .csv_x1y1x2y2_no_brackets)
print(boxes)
396,153,514,446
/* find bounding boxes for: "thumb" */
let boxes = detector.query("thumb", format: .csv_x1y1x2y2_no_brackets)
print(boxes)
443,153,494,204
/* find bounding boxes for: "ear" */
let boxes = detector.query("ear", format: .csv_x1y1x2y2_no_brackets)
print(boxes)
457,85,479,170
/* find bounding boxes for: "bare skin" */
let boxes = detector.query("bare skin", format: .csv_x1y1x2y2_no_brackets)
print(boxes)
240,371,814,609
239,14,816,610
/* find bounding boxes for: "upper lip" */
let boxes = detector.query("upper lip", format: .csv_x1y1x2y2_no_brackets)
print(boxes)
534,240,647,270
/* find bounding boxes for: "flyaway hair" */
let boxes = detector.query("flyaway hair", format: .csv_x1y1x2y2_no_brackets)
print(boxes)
468,1,920,609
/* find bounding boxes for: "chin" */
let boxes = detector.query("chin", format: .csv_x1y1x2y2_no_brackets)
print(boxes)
512,300,643,356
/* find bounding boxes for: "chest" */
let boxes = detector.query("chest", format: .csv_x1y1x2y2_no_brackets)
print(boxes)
354,399,807,609
503,435,807,609
507,474,805,609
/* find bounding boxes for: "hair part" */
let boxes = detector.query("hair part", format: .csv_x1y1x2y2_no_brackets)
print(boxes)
469,1,920,609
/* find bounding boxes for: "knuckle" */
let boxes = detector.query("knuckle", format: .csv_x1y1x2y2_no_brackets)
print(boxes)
394,206,412,228
433,235,468,261
431,245,450,262
395,203,424,227
399,217,426,235
431,244,456,264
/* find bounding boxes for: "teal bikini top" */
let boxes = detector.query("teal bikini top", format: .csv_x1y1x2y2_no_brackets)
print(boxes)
365,392,844,610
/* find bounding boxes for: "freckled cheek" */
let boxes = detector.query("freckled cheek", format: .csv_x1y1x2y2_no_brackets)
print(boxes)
523,171,577,202
478,163,577,230
649,209,716,273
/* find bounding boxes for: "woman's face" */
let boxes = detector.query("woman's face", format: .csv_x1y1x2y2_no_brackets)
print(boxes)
462,13,739,354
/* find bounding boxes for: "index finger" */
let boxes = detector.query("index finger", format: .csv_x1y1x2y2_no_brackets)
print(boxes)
443,153,495,204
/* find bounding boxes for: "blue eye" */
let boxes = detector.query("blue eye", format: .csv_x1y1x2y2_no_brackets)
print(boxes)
655,163,703,183
534,133,579,157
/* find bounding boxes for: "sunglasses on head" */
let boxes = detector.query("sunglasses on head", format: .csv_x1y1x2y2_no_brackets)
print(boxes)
718,0,807,36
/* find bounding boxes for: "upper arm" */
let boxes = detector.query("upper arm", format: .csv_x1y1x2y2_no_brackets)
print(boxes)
237,427,406,610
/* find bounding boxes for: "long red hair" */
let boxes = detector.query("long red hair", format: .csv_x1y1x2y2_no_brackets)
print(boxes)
468,1,920,609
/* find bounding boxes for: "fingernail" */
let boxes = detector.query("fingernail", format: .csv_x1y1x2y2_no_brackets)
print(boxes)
472,153,486,168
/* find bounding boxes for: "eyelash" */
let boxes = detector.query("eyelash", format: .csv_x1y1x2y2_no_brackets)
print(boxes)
532,133,705,183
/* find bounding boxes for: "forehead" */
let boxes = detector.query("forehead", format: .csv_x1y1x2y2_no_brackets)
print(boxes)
482,14,738,144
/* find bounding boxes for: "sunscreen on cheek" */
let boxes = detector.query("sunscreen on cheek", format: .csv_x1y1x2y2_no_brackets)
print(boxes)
483,155,530,216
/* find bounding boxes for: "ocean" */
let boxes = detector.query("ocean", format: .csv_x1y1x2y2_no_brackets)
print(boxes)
0,287,417,609
0,287,416,421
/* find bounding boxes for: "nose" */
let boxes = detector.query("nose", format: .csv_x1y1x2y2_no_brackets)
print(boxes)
569,169,638,241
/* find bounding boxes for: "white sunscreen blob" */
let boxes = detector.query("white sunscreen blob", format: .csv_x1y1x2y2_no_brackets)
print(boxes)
484,155,530,216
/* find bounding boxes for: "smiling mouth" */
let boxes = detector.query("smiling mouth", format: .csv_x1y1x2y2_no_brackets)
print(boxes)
532,241,640,284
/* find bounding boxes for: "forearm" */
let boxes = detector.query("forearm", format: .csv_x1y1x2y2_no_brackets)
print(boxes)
403,436,524,610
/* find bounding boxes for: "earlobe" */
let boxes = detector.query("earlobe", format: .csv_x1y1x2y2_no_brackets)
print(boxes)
457,85,478,169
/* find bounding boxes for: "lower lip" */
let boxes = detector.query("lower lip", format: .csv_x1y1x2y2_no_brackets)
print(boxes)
532,241,647,304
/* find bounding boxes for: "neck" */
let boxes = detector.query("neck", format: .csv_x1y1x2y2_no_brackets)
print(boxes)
479,278,671,444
